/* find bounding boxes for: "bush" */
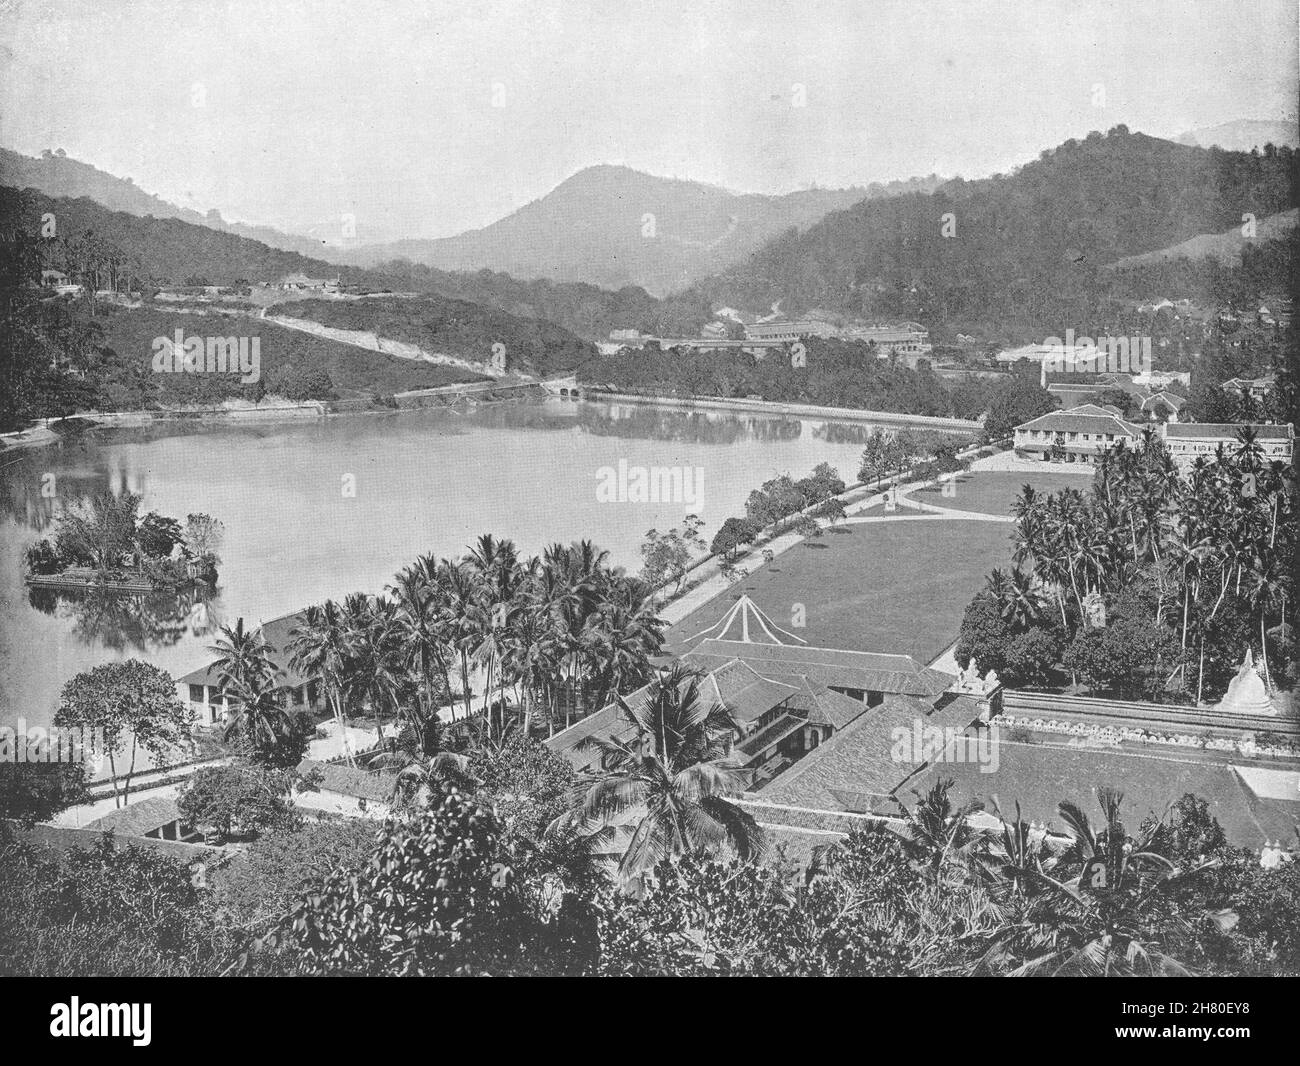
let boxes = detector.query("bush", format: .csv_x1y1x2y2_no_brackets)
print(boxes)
24,539,65,575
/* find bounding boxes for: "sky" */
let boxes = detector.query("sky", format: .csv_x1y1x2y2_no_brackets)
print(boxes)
1,0,1296,243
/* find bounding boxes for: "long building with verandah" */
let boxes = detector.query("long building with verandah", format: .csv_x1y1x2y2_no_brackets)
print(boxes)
1012,403,1143,463
1159,421,1294,473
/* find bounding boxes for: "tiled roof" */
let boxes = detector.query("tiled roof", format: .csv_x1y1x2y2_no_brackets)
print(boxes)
784,676,868,731
4,820,220,863
1141,391,1187,410
907,741,1299,850
704,660,800,724
1162,422,1293,441
683,640,953,698
83,796,183,836
297,759,393,803
1016,405,1142,437
761,692,983,810
1222,376,1276,389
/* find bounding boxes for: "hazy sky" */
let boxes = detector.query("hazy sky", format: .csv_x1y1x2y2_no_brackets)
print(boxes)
1,0,1295,242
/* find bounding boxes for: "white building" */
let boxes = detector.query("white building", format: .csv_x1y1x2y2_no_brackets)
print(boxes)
1159,422,1294,473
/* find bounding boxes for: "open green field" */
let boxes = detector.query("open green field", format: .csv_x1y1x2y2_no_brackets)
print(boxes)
667,517,1018,664
910,470,1094,516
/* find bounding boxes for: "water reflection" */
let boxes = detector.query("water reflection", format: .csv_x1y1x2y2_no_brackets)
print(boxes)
26,583,224,654
1,398,971,721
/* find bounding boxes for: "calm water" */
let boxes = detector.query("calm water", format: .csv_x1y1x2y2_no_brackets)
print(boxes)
0,399,936,726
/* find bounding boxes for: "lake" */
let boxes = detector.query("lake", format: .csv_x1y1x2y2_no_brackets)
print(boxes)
1,398,947,727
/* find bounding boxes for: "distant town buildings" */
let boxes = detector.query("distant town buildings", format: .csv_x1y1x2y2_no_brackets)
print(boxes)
741,318,931,356
1221,375,1276,403
845,323,932,355
744,319,841,342
279,272,340,293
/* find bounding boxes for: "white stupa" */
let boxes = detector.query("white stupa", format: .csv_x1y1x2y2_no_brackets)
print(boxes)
1214,649,1280,717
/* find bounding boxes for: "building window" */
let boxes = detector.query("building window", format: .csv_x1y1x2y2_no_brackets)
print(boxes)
189,684,204,703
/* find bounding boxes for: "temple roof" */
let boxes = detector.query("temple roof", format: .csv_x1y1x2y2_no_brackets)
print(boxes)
683,639,953,698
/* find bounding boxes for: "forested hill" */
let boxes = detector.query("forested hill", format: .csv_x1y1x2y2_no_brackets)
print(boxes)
0,186,384,288
689,128,1298,337
0,148,331,258
1,187,597,375
1,185,707,343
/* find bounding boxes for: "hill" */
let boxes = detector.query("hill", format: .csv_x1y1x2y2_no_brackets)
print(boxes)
0,170,708,342
342,165,943,296
0,148,333,259
688,128,1298,338
1,186,596,378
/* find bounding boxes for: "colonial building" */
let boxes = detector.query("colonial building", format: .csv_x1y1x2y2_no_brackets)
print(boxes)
1221,375,1276,404
1159,422,1294,473
846,323,932,356
744,319,840,342
1012,403,1143,463
176,611,324,726
1043,370,1139,408
1138,390,1187,422
741,319,930,356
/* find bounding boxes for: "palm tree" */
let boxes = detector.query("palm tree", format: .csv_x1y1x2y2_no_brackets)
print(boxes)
208,617,277,694
984,568,1046,631
223,674,297,765
550,664,767,885
289,600,354,766
389,562,449,746
975,789,1201,976
341,593,407,748
437,558,480,720
365,728,475,814
892,778,988,880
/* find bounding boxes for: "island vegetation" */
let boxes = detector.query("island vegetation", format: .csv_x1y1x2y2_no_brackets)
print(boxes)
24,490,223,594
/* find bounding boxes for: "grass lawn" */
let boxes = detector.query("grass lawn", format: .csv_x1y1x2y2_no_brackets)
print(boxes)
666,517,1019,664
911,470,1094,516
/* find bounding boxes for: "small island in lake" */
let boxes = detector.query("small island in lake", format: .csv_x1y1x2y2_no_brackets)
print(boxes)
24,490,223,593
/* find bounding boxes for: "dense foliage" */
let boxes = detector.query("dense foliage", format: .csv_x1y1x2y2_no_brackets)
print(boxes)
957,429,1297,702
689,130,1297,339
8,781,1295,977
583,335,1002,418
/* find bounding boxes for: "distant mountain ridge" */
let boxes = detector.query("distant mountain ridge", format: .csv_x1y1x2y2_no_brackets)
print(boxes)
341,165,944,296
0,147,333,259
1175,119,1297,152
